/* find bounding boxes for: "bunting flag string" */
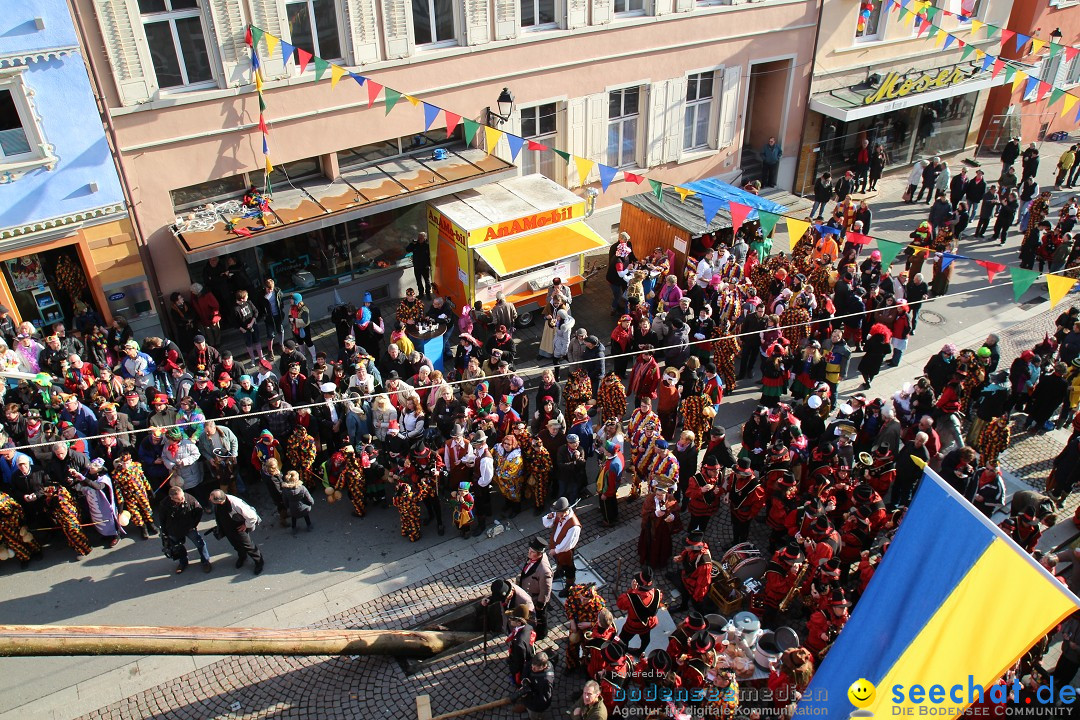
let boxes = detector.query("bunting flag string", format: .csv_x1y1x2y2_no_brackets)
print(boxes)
241,25,1080,309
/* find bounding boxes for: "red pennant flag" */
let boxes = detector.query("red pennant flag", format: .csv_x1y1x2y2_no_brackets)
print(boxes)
1038,80,1052,101
245,27,253,46
1001,29,1015,46
366,80,383,108
917,18,930,36
846,232,872,245
623,172,646,185
991,59,1006,78
1067,46,1080,62
297,48,312,73
258,114,269,134
956,38,965,48
444,111,461,136
729,202,752,237
526,140,547,151
975,259,1007,284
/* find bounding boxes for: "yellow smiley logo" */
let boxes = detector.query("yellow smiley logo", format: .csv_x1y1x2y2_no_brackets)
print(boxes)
848,678,876,708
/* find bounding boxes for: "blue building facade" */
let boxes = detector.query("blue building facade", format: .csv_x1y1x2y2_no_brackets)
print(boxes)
0,0,157,336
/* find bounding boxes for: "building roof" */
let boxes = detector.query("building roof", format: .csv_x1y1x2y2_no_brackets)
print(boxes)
621,176,786,235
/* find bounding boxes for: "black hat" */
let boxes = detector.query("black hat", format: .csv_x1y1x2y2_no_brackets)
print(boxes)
551,497,571,512
634,567,654,587
684,611,708,632
490,579,511,601
690,630,714,654
528,536,548,553
602,640,626,663
648,649,673,672
685,530,705,546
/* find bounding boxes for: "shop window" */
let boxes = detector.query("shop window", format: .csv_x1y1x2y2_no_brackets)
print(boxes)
607,87,639,168
248,157,322,191
338,140,401,168
520,103,558,180
138,0,214,90
171,175,247,211
614,0,644,14
683,72,713,151
942,0,983,19
413,0,456,46
521,0,556,28
854,0,886,42
285,0,343,63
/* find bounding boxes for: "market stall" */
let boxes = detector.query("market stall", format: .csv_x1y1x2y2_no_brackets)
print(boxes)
427,175,606,326
618,177,786,279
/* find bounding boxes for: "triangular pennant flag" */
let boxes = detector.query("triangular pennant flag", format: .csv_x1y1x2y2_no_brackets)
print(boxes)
296,48,312,74
1050,88,1066,107
526,140,546,151
573,156,594,185
1012,70,1028,92
1000,28,1015,46
758,210,780,237
939,251,965,270
384,88,402,115
623,172,645,185
992,58,1006,78
1063,94,1078,118
258,114,269,134
943,34,956,50
444,111,461,136
1067,46,1080,63
785,218,810,252
330,64,347,88
931,27,945,44
1038,81,1053,102
1050,42,1062,58
924,5,939,19
265,33,280,57
916,18,929,36
1031,38,1046,55
729,202,752,237
484,125,504,155
846,232,873,245
961,40,976,60
254,70,263,93
251,51,261,70
1004,65,1016,83
462,118,480,145
279,40,295,66
985,23,998,38
245,26,253,46
981,53,994,72
969,18,983,35
405,95,420,107
1047,274,1078,309
815,224,841,236
649,179,664,203
250,27,264,49
314,57,329,82
675,187,695,202
1014,32,1031,52
1010,267,1040,301
924,23,937,39
899,0,909,8
262,136,269,155
1024,75,1040,98
597,164,618,192
553,149,571,164
701,195,725,226
505,134,525,161
903,10,916,27
366,80,383,108
258,95,266,112
265,155,274,174
975,259,1007,284
350,72,365,88
876,239,906,268
422,103,441,131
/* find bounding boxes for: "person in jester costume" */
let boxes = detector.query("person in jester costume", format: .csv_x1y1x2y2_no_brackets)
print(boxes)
112,453,157,538
0,490,39,567
335,446,366,518
564,582,607,672
42,485,92,557
284,424,318,487
392,473,421,542
596,372,626,425
451,481,475,537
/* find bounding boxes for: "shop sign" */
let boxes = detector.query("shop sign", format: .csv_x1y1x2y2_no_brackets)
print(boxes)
469,203,585,244
427,206,467,248
108,292,126,301
863,67,968,106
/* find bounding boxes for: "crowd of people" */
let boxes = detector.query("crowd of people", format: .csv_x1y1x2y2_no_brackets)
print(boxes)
4,151,1080,716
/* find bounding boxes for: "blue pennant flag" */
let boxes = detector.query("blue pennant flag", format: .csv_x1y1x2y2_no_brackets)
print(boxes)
505,134,525,161
815,223,842,236
700,194,725,226
1025,75,1040,98
279,41,295,65
262,136,269,155
943,34,955,50
1015,32,1031,51
422,103,440,131
981,54,995,71
939,251,966,270
598,164,618,192
899,0,910,8
350,72,366,87
251,52,261,70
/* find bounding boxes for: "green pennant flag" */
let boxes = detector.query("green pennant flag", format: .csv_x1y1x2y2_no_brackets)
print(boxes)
985,23,998,37
876,239,906,269
250,27,264,49
649,179,664,203
384,88,402,115
1049,88,1066,107
552,149,571,164
961,42,975,61
924,5,939,19
1050,42,1062,57
1004,65,1016,83
926,24,939,39
1010,267,1040,302
258,95,266,112
313,57,329,82
462,118,481,145
758,210,780,237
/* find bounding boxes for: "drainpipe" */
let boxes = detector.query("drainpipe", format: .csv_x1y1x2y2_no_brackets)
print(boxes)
66,0,170,335
794,0,826,197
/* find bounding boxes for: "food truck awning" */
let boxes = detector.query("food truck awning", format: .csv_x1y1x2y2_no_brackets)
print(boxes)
475,221,607,277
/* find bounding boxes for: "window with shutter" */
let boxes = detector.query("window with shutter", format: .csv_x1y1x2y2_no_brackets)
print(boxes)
284,0,343,62
718,64,741,148
586,92,607,179
249,0,289,78
645,81,667,168
566,96,586,187
566,0,587,27
681,72,712,153
663,76,685,163
1067,55,1080,86
382,0,414,57
464,0,491,45
413,0,457,47
494,0,519,38
343,0,381,63
93,0,159,105
520,103,559,181
605,87,638,169
207,0,248,87
611,0,642,14
591,0,612,24
137,0,216,90
521,0,556,29
673,0,692,11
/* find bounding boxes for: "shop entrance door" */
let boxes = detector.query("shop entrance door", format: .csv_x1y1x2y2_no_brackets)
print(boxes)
743,58,794,188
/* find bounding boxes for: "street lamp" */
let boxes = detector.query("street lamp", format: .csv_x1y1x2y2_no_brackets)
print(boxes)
487,88,515,127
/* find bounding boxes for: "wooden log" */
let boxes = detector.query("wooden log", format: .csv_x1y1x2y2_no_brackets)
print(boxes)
0,625,476,658
430,697,511,720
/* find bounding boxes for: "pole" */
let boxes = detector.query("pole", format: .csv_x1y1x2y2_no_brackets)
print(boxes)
0,625,476,659
431,698,512,720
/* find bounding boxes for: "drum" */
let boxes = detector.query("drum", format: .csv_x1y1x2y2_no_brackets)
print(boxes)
721,542,767,582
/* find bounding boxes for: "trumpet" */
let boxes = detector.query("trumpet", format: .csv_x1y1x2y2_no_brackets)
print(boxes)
779,561,810,613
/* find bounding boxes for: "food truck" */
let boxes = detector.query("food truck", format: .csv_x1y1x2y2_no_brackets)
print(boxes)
427,175,608,326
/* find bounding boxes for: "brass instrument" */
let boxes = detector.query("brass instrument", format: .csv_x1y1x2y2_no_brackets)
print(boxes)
779,562,810,613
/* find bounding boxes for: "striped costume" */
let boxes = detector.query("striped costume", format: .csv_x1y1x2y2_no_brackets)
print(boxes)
630,429,660,498
648,451,680,489
336,452,366,517
626,407,659,442
563,370,593,419
977,419,1011,466
522,437,552,510
46,487,91,557
712,331,741,394
393,479,421,541
0,491,38,562
681,395,709,449
596,374,627,424
564,584,607,670
285,427,318,486
112,462,155,530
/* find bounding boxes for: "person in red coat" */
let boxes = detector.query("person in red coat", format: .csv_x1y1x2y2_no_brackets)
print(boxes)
766,470,799,550
685,457,724,534
728,457,766,544
805,589,849,660
628,347,661,408
864,444,896,497
583,608,617,679
799,515,841,574
617,568,663,652
666,611,708,662
596,639,629,714
759,541,805,621
638,479,682,570
670,531,712,613
853,482,888,533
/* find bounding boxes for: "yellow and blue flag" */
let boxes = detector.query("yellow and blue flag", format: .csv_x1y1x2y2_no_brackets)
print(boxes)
796,467,1080,717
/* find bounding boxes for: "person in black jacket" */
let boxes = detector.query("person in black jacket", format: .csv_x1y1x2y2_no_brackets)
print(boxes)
949,168,968,209
1025,362,1069,431
405,232,433,299
505,605,536,689
993,192,1019,244
832,171,855,201
511,652,553,718
892,434,930,508
940,447,978,499
1000,137,1021,179
967,370,1010,445
975,185,999,237
810,171,833,219
915,158,941,204
1022,143,1040,182
965,169,987,218
922,344,957,395
157,485,211,573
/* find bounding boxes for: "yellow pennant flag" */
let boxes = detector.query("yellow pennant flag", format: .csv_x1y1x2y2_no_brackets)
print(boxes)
975,49,985,60
675,187,695,202
330,64,347,88
785,217,810,252
934,31,947,47
969,18,983,35
265,33,280,58
265,156,274,174
254,70,263,93
903,10,915,27
405,95,420,106
574,156,595,185
1012,70,1028,93
1031,38,1046,55
484,126,503,155
1048,274,1078,309
909,454,927,470
1062,93,1078,118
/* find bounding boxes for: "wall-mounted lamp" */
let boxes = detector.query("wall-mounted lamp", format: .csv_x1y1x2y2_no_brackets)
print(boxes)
1051,28,1063,43
486,88,515,127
